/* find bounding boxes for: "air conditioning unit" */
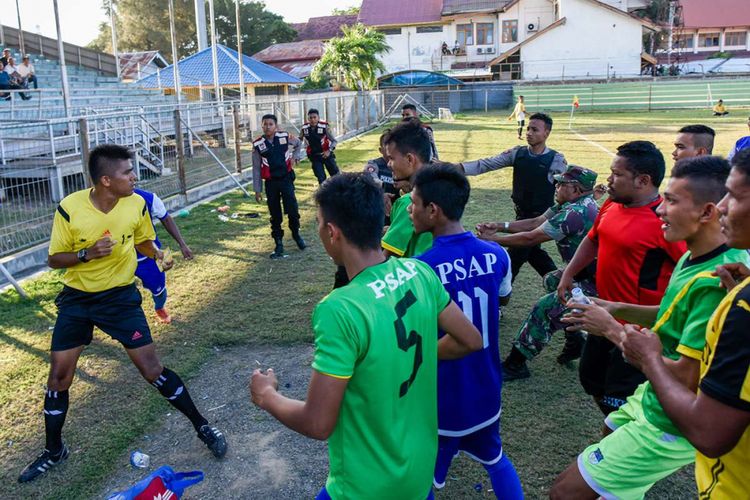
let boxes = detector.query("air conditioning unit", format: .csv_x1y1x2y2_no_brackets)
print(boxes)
476,47,484,54
485,47,496,54
527,22,538,32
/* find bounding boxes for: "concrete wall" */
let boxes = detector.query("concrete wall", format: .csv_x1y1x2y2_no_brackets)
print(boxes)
380,26,450,73
522,0,643,80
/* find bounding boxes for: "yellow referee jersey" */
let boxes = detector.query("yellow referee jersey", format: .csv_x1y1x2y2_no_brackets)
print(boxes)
48,189,156,293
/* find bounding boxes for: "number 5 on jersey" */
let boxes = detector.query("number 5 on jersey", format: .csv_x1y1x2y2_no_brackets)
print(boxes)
394,290,423,398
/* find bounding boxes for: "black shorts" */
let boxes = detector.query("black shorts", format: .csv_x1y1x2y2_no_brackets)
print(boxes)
579,335,646,408
52,284,153,351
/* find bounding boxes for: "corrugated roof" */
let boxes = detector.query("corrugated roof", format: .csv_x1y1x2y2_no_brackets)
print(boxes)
136,44,301,88
358,0,443,27
253,40,325,63
292,14,359,41
442,0,515,15
679,0,750,29
119,51,168,81
266,61,318,79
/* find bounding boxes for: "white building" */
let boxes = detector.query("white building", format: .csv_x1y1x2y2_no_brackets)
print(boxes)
666,0,750,74
358,0,656,81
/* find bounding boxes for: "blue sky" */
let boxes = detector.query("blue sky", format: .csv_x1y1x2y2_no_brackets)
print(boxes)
13,0,358,48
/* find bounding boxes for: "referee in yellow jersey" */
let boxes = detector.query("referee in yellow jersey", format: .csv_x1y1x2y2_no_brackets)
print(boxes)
18,145,226,484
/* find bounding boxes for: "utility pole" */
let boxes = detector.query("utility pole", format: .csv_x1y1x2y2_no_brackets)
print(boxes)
208,0,221,102
52,0,71,121
110,1,121,80
15,0,24,54
667,0,676,67
194,0,208,51
236,0,244,105
168,0,182,104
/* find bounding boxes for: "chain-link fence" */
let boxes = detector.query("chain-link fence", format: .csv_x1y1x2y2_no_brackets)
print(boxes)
0,91,385,258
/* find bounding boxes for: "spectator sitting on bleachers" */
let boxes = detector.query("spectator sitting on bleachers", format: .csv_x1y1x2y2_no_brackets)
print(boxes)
0,61,30,101
0,48,10,67
3,57,30,100
17,56,37,89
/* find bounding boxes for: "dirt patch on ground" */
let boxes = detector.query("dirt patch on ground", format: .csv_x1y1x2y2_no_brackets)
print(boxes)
98,344,328,499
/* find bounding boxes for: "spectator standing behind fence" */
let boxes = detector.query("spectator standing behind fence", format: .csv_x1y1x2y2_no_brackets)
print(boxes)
713,99,729,117
17,56,37,89
301,109,340,185
252,114,306,259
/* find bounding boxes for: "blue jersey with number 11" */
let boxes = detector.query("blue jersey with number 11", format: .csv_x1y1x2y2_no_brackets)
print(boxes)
418,231,512,436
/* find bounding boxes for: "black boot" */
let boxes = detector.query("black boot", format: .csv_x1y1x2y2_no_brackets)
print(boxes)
270,237,285,259
502,346,530,381
557,331,585,365
292,231,306,250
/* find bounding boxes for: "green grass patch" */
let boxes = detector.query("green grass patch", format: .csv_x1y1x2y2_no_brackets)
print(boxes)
1,109,746,498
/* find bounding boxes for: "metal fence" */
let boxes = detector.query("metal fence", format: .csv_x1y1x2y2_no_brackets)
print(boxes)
514,78,750,112
0,91,385,258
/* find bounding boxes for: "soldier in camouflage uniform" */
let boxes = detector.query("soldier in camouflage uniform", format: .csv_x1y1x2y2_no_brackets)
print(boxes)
477,165,600,380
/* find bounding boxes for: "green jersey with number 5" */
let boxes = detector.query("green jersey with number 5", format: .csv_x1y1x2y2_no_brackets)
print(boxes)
312,257,450,500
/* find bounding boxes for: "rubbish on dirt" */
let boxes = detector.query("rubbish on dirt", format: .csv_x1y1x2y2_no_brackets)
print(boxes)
207,404,226,412
130,450,150,469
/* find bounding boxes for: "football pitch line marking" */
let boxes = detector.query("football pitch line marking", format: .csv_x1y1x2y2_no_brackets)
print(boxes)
570,129,616,158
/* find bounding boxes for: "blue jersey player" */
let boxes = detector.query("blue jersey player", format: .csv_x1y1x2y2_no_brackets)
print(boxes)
410,163,524,499
134,188,193,323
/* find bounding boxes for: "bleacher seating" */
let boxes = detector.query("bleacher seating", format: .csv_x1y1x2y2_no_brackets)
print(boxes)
0,49,178,120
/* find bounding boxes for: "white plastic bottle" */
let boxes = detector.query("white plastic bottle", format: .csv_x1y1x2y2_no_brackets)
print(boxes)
569,287,592,334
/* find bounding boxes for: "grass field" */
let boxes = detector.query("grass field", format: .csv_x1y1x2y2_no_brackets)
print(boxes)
1,108,747,499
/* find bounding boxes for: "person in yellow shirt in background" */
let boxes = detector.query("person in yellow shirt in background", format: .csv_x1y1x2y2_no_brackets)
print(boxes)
713,99,729,117
18,144,227,484
622,148,750,499
508,95,526,140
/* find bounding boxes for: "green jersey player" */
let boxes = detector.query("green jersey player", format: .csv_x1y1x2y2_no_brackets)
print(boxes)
250,173,483,500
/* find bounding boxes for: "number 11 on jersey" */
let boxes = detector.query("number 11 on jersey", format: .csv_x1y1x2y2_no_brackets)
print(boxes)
457,287,490,349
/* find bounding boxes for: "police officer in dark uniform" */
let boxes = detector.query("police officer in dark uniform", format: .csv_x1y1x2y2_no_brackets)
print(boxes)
401,104,439,161
301,108,340,185
252,114,306,259
461,112,567,280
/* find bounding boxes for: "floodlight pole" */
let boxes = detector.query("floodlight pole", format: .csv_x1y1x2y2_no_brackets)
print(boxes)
168,0,182,104
52,0,71,121
110,2,121,80
236,0,244,105
194,0,208,50
15,0,24,54
208,0,221,102
667,0,676,67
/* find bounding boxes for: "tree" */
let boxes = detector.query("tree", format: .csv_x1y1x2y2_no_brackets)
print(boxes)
88,0,295,61
331,6,360,15
311,24,390,91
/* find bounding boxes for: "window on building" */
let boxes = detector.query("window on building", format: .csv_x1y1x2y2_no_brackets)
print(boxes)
502,20,518,43
476,23,494,45
378,27,402,35
674,34,694,49
698,32,721,47
417,25,443,34
457,23,474,46
725,31,747,47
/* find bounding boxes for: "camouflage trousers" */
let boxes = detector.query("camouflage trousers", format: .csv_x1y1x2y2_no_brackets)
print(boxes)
513,269,597,360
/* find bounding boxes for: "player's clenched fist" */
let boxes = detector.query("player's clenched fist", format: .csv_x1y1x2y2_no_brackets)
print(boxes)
87,237,116,259
250,368,278,408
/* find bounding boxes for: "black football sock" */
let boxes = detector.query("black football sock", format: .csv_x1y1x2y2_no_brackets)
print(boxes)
43,389,69,454
152,368,208,431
